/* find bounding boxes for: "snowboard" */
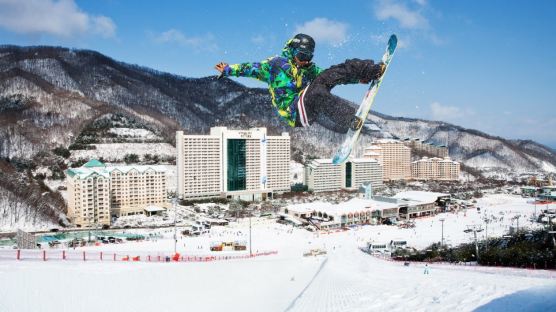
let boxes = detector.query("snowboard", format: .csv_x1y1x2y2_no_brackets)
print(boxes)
332,34,397,165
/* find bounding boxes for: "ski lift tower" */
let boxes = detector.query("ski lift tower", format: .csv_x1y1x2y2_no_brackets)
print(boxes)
464,225,484,262
513,215,522,233
439,218,445,247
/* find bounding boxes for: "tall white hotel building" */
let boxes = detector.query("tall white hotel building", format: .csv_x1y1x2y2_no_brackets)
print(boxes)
176,127,290,201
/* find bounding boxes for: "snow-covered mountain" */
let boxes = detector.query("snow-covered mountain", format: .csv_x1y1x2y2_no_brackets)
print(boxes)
1,45,555,230
0,45,554,175
367,113,556,176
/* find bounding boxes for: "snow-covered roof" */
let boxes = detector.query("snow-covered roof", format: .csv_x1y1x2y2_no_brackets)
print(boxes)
327,198,399,213
287,202,335,214
287,198,399,218
373,139,403,144
350,158,379,163
108,165,167,174
307,158,378,167
144,206,166,212
311,159,334,164
392,191,450,204
364,145,382,150
66,163,166,180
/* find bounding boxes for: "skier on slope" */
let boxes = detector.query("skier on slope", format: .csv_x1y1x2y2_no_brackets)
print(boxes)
215,34,386,133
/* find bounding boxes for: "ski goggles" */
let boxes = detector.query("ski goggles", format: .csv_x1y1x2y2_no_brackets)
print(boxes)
295,50,313,62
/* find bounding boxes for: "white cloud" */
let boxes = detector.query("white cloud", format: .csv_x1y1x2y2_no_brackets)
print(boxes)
294,18,349,46
91,16,116,38
430,102,474,122
396,38,409,49
426,32,445,45
374,0,429,29
153,29,218,51
0,0,116,38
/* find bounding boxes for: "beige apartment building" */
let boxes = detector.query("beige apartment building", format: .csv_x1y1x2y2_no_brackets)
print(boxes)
176,127,290,201
364,139,411,181
66,160,168,227
411,157,460,181
66,160,111,227
109,166,168,217
305,158,383,192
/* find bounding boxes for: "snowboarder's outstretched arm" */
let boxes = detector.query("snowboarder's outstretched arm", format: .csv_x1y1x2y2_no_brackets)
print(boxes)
215,59,271,83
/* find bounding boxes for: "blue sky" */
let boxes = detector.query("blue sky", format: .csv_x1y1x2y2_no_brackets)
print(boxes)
1,0,555,149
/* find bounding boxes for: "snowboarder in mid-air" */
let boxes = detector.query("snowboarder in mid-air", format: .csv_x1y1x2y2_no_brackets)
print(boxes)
215,33,386,133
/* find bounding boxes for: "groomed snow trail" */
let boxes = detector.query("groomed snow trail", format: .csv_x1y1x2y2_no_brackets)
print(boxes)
285,257,329,311
1,195,556,312
286,231,556,312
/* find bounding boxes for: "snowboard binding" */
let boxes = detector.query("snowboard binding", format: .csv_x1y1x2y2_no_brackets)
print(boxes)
350,116,364,131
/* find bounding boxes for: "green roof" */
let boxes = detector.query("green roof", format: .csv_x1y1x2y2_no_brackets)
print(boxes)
66,169,77,178
64,167,109,179
83,159,105,168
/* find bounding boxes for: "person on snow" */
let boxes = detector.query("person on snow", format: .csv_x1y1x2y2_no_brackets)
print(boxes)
215,33,386,133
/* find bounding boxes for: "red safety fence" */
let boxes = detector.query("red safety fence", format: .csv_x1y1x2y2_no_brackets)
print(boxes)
0,249,278,263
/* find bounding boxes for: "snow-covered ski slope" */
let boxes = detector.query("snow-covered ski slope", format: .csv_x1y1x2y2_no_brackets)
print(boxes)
1,195,555,312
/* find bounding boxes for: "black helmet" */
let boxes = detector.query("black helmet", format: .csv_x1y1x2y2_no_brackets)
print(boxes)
290,33,315,62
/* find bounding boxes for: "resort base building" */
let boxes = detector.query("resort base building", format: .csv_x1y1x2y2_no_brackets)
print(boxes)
283,191,450,229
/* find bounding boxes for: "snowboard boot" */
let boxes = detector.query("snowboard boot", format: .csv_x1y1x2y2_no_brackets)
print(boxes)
310,59,385,89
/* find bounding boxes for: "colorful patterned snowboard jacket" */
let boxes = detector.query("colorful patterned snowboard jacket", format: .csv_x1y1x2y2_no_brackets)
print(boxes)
223,39,323,127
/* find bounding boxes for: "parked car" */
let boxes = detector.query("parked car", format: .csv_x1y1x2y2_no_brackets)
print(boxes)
48,240,61,248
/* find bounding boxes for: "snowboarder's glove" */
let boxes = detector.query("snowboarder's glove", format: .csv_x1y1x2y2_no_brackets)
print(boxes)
360,62,386,84
215,62,228,74
369,62,386,80
377,62,386,77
